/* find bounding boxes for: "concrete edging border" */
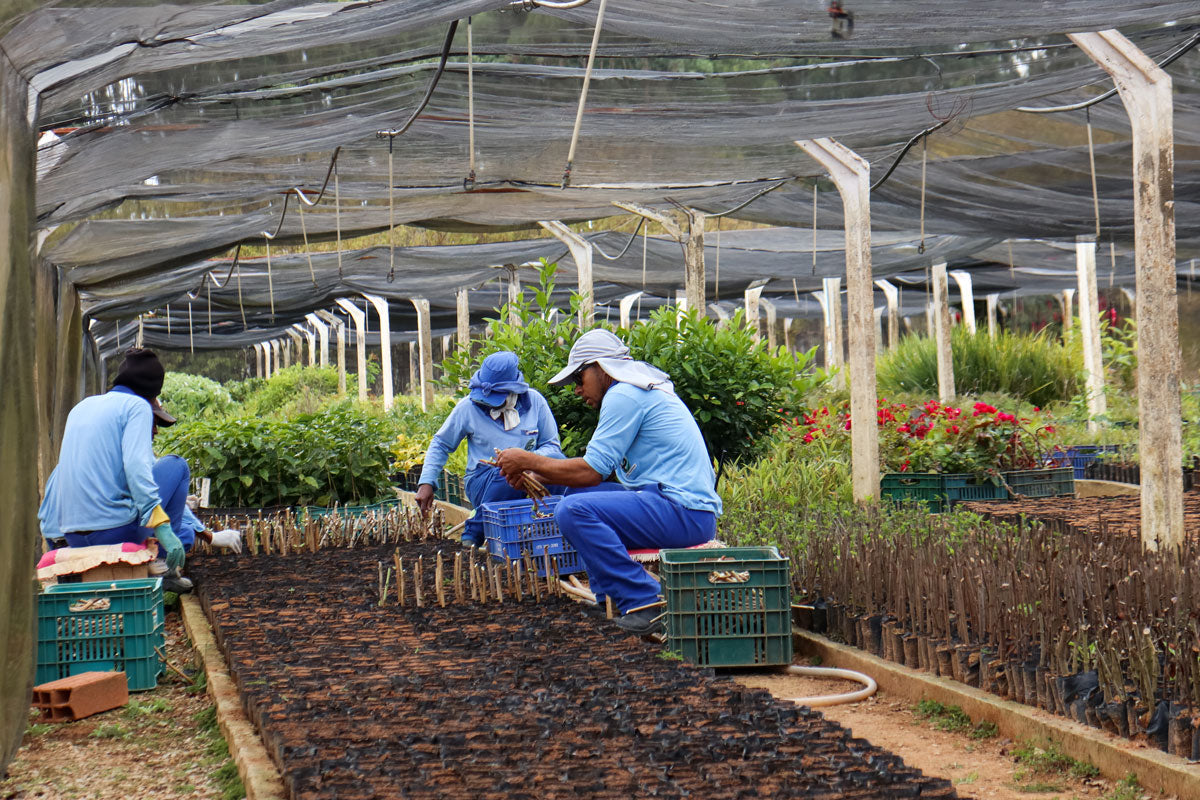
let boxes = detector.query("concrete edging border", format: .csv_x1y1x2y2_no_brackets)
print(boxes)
794,627,1199,798
181,595,286,800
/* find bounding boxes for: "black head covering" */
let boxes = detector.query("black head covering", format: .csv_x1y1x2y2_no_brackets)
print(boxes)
112,348,165,401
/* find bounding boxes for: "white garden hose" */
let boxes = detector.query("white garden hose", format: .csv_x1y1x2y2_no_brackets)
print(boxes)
783,665,878,707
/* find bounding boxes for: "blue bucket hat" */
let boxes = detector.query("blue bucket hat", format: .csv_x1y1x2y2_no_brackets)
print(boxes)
469,351,529,407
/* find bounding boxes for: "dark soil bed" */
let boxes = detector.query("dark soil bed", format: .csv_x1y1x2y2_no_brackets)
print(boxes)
960,491,1200,537
190,543,956,800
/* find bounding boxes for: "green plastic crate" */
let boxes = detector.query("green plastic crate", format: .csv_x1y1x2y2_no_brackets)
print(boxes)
1004,466,1075,498
37,578,165,690
662,546,792,668
881,472,1005,512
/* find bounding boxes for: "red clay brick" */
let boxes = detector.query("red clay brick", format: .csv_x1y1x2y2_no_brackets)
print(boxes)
32,671,128,721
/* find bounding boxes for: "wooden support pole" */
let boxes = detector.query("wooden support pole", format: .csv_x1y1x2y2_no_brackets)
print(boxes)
948,270,977,334
334,299,368,401
1075,237,1108,430
539,221,595,327
796,137,879,503
411,298,435,411
456,288,470,351
362,293,394,410
931,262,955,403
874,279,900,350
1069,29,1183,550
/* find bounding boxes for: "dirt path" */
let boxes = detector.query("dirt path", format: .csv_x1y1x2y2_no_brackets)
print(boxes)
734,666,1142,800
1,610,240,800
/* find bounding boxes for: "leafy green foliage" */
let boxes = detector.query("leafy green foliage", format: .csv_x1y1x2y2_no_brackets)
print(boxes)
161,372,235,420
877,328,1081,408
1011,740,1099,780
156,400,396,507
234,365,340,417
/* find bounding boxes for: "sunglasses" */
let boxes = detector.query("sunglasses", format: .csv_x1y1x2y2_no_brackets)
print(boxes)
570,363,594,385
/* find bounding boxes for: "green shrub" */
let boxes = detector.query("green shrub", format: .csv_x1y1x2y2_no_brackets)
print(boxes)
441,259,822,460
157,400,396,507
160,372,235,420
877,328,1081,408
239,365,341,417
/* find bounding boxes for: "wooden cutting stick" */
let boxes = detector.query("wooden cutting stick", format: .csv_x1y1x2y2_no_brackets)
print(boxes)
559,579,597,604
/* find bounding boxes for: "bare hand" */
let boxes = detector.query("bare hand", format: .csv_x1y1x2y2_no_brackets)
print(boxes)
415,484,435,516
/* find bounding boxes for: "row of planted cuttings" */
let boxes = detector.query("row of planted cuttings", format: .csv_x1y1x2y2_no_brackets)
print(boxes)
769,503,1200,759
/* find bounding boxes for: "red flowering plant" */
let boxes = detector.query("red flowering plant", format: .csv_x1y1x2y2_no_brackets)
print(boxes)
878,399,1059,479
787,398,1061,481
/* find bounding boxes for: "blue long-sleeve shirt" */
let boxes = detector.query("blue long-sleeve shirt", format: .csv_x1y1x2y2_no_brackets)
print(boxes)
42,387,163,534
41,470,204,549
419,391,563,488
583,383,722,515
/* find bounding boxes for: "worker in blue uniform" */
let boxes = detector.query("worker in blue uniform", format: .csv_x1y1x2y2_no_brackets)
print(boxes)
38,349,241,591
415,351,564,546
495,330,721,635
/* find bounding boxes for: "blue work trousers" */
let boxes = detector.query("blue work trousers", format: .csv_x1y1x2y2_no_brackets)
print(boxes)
554,483,716,613
65,455,192,550
462,465,565,546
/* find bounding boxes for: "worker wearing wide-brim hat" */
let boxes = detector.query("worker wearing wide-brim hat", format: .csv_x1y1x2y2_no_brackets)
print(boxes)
495,329,721,635
416,351,565,546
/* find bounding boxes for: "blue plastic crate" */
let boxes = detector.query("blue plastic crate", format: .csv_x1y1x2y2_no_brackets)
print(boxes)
37,579,165,691
1045,445,1121,479
481,496,585,577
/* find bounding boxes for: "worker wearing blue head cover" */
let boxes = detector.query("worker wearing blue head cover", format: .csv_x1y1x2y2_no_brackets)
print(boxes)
415,351,565,546
496,329,721,635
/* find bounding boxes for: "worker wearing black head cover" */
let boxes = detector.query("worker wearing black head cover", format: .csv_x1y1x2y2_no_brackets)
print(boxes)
37,348,190,576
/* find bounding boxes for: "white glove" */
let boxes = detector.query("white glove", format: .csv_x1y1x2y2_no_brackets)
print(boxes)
210,528,243,554
186,494,200,511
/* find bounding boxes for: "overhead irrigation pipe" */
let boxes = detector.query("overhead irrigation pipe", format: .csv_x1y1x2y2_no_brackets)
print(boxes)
1017,30,1200,114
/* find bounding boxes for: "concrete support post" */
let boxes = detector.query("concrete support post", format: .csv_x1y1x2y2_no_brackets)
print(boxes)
316,310,346,394
759,297,778,350
611,202,706,314
986,293,1000,338
1070,29,1183,549
874,307,885,350
362,294,394,411
1076,237,1108,430
743,283,765,341
539,221,595,327
335,299,369,402
925,301,935,338
411,298,435,410
285,330,302,368
709,304,731,328
253,343,264,378
271,339,282,374
874,279,900,349
306,313,329,367
298,325,317,366
408,341,418,396
931,263,955,402
948,270,977,334
456,288,470,351
796,137,879,502
619,291,643,329
783,317,794,353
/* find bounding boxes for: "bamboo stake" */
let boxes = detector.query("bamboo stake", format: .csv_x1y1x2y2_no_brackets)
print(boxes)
397,557,406,607
436,551,446,608
454,551,464,603
414,556,424,608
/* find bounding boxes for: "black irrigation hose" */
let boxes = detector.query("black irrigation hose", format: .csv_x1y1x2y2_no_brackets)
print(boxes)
869,118,950,192
376,20,459,139
589,215,645,260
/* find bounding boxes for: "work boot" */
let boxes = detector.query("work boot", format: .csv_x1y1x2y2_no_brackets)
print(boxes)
614,607,663,636
162,568,193,594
